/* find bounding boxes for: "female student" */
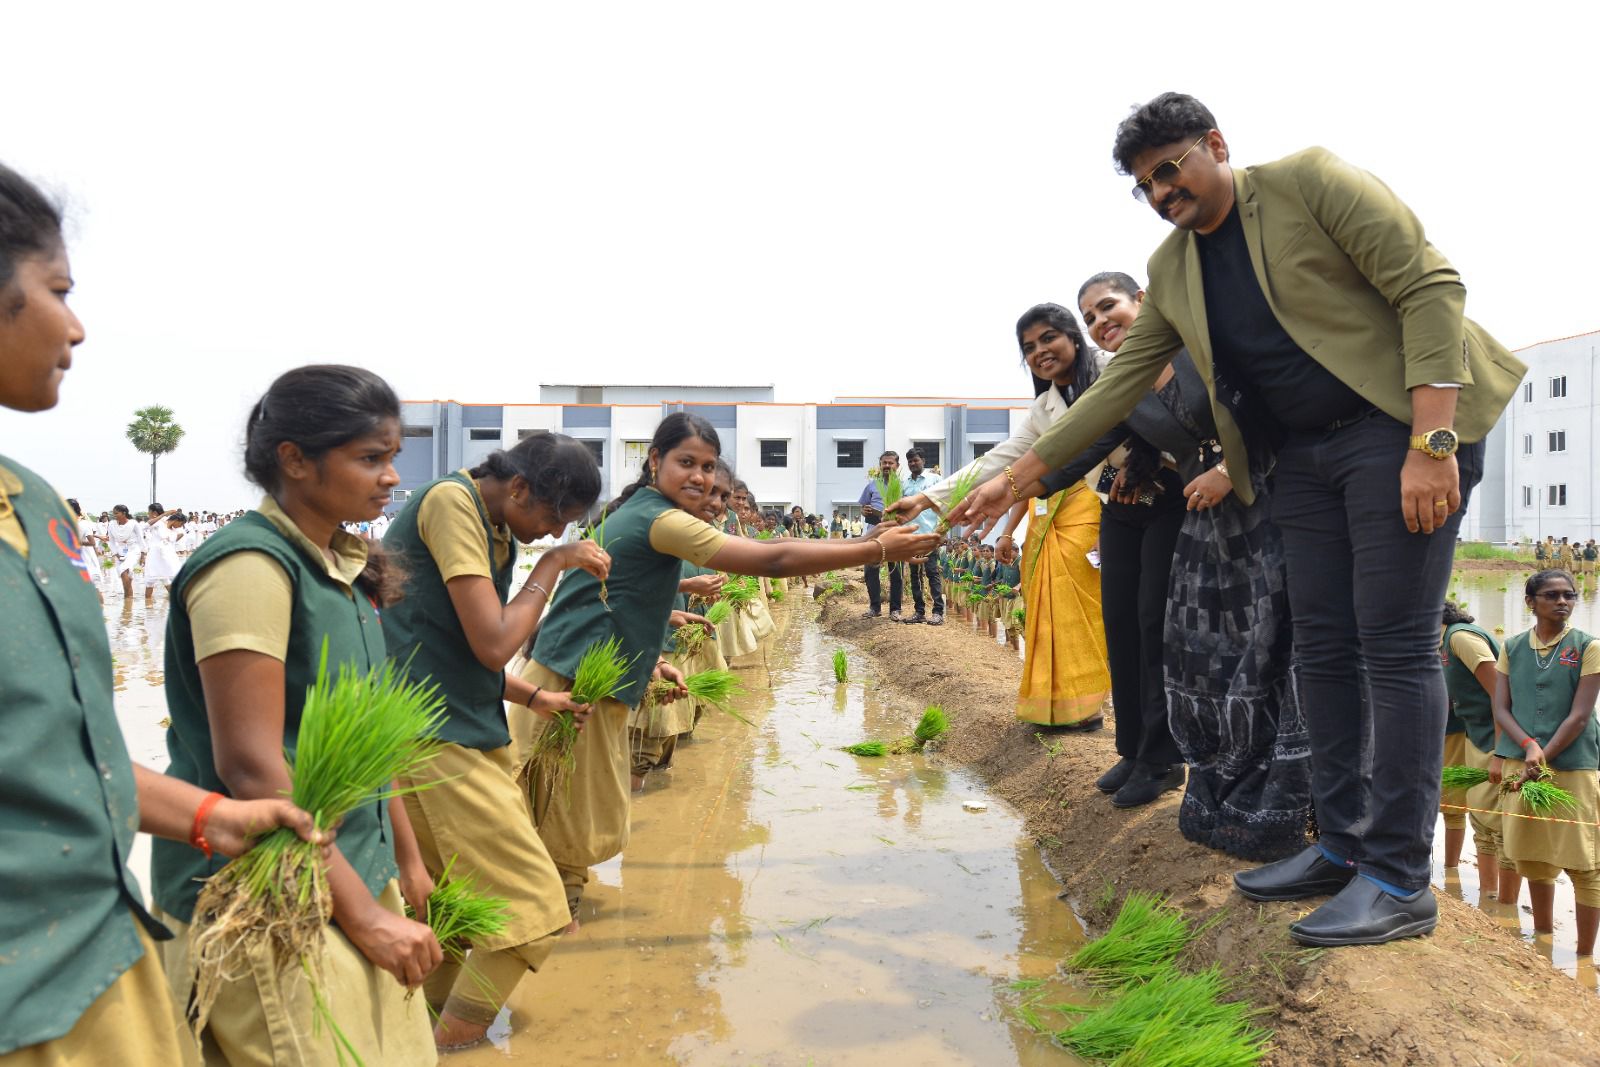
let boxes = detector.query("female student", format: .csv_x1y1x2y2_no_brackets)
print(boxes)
0,160,322,1066
990,541,1022,648
515,413,937,923
1438,600,1507,897
890,303,1111,729
106,503,144,597
381,431,610,1051
1492,569,1600,954
628,460,734,788
151,366,441,1066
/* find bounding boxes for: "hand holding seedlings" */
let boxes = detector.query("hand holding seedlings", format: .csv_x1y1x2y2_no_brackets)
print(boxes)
652,659,688,702
552,538,611,581
680,572,726,598
1488,755,1504,785
883,492,931,522
529,688,593,731
199,796,337,861
876,522,941,562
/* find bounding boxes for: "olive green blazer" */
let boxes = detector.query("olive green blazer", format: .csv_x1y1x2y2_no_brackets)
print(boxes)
1032,147,1527,504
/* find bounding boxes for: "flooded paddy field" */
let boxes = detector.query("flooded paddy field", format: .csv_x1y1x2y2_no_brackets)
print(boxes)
109,585,1095,1065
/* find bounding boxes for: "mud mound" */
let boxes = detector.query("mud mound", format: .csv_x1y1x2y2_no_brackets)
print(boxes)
815,590,1600,1067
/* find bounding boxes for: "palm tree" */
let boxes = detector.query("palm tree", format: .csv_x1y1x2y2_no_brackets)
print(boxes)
126,405,185,503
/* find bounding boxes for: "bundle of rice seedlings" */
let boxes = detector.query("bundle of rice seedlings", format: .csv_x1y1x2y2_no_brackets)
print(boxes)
414,854,511,960
586,512,610,612
936,467,984,532
188,645,447,1042
721,574,762,613
1520,775,1579,817
1011,607,1025,627
1440,765,1490,789
769,582,786,602
992,582,1015,599
644,668,749,724
873,470,904,509
842,740,887,757
525,636,634,799
671,600,729,659
1067,892,1195,988
1053,966,1267,1064
890,705,951,753
832,648,848,683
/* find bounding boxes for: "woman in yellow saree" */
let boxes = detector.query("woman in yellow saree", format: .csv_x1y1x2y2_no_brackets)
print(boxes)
892,303,1111,726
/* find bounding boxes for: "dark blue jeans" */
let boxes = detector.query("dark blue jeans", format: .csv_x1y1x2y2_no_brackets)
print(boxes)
865,561,902,612
1270,411,1484,891
907,546,944,616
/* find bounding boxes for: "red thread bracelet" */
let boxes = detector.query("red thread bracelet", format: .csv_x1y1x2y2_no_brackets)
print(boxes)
190,791,225,859
1520,736,1536,749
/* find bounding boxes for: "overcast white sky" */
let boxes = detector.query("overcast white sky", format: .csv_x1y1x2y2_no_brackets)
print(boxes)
4,2,1596,511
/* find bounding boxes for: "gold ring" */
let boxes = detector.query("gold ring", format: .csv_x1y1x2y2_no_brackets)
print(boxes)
1434,500,1448,509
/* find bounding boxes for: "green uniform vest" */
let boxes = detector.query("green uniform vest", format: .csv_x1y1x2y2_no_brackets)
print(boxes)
992,560,1021,590
0,457,161,1055
383,474,514,750
1442,622,1499,750
1494,628,1600,770
152,511,395,922
533,488,680,705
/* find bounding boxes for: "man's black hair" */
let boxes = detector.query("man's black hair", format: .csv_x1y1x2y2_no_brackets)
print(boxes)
1112,92,1219,176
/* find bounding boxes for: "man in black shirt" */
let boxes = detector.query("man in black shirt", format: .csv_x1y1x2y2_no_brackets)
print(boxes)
951,93,1523,948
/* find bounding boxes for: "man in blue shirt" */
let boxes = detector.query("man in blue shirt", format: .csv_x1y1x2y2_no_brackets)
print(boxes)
899,447,944,625
857,450,902,618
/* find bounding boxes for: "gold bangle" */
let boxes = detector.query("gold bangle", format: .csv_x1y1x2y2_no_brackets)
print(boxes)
1003,466,1024,501
878,540,887,565
1215,462,1229,479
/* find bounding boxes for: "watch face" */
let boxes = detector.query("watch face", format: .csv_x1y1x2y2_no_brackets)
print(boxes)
1427,429,1458,454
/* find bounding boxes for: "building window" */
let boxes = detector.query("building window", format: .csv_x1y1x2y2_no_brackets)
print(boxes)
836,440,865,468
1549,430,1567,453
911,440,943,469
760,440,789,468
576,386,603,404
1523,434,1534,455
1551,376,1568,398
1549,484,1568,507
402,426,433,438
517,428,549,441
468,428,500,441
1522,486,1533,508
392,489,411,503
972,442,995,459
1524,381,1534,403
581,439,605,465
623,440,650,472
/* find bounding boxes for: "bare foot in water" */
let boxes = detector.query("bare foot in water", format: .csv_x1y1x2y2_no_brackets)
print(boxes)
434,1010,490,1052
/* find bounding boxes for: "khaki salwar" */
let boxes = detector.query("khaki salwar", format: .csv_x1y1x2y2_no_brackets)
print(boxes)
402,742,567,1023
629,638,721,774
153,883,434,1067
513,660,634,913
1440,732,1469,831
1016,485,1111,724
1,919,198,1067
1462,737,1512,867
1500,759,1600,904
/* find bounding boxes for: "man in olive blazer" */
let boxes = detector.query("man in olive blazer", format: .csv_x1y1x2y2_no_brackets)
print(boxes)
953,93,1524,948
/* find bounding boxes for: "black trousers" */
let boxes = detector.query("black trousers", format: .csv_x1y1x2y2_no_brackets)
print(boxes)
1271,412,1483,891
906,546,944,615
865,561,902,612
1099,470,1186,768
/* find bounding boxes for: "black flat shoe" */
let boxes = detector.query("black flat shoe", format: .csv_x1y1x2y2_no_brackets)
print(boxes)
1233,845,1356,902
1110,764,1185,809
1095,758,1137,795
1055,716,1104,733
1289,877,1437,947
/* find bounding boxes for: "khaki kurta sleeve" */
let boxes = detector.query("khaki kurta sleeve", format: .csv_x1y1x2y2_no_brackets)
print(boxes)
417,480,497,580
1449,630,1496,671
184,551,294,662
648,509,728,566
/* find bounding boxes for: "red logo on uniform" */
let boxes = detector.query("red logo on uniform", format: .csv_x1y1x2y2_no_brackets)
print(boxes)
1560,646,1581,668
47,518,93,582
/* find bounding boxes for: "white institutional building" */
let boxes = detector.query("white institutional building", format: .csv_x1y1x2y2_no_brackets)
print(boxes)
1462,328,1600,544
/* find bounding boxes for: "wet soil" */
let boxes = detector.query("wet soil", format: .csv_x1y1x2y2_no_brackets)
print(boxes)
817,586,1600,1067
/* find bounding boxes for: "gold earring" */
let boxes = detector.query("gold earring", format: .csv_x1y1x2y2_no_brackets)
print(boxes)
650,466,658,484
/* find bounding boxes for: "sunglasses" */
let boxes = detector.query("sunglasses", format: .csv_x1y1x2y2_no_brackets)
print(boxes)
1132,135,1210,204
1534,590,1580,602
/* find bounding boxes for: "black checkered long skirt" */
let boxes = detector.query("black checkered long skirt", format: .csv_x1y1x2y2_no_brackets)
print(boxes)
1164,479,1312,862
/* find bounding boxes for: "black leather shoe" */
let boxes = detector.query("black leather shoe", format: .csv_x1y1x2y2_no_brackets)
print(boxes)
1288,877,1437,947
1233,845,1356,902
1095,758,1136,794
1110,764,1185,809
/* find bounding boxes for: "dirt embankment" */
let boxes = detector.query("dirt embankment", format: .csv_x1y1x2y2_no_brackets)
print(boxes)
813,586,1600,1067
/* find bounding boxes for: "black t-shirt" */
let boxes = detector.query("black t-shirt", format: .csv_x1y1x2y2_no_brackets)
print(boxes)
1196,206,1368,431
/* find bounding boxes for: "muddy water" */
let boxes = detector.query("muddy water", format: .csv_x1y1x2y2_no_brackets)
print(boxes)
106,581,1096,1064
1434,570,1600,988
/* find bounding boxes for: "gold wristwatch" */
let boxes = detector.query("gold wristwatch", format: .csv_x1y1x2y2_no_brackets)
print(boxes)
1408,427,1459,460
